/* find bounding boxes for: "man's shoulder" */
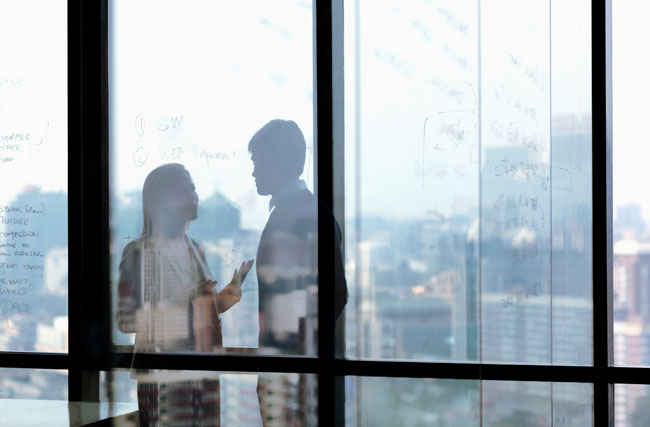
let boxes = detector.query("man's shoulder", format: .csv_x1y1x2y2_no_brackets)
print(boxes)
273,189,341,220
273,189,317,214
287,188,317,203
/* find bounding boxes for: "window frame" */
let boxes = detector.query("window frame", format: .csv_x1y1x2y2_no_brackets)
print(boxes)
0,0,632,425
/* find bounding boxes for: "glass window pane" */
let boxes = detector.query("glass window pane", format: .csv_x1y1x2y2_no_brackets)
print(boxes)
615,384,650,426
612,0,650,367
483,381,593,426
343,0,592,364
100,369,315,426
346,377,480,426
552,382,594,426
346,377,592,426
0,1,68,352
109,0,324,356
0,368,67,400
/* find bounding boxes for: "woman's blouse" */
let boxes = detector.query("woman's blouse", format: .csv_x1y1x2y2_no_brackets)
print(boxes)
117,235,213,352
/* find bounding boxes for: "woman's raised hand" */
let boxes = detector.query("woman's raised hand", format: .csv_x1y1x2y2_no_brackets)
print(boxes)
232,259,254,287
216,259,254,313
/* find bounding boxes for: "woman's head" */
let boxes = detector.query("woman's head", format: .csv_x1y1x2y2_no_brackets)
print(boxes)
141,163,198,237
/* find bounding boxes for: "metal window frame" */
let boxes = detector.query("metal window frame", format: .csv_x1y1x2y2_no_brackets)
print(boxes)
0,0,620,425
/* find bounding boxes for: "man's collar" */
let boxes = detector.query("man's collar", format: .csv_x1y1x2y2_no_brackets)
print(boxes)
269,179,307,211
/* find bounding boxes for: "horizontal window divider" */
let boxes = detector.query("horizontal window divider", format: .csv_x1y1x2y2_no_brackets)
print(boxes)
2,351,650,386
336,360,483,381
337,360,595,383
606,367,650,385
338,361,650,385
0,353,69,370
103,352,650,384
110,352,321,375
337,360,616,383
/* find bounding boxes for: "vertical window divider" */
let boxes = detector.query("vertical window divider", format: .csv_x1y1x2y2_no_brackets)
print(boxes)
68,0,111,403
67,0,82,402
592,0,614,424
315,0,339,424
99,0,111,376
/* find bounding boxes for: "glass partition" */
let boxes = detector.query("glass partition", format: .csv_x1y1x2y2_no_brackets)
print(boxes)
0,0,68,353
109,0,324,357
343,0,592,365
345,377,592,426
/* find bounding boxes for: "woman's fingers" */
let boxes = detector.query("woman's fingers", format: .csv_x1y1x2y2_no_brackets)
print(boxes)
239,260,253,283
227,260,254,288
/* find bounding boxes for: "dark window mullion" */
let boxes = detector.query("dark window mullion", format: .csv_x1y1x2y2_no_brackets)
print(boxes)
68,0,110,402
104,349,650,384
0,353,69,370
592,0,614,424
315,0,338,425
67,0,83,402
111,352,320,374
338,360,650,384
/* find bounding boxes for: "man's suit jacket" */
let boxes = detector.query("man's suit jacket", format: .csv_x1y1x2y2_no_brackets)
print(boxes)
256,188,347,352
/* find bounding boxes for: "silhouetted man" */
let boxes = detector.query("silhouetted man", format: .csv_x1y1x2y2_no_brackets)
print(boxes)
249,119,347,353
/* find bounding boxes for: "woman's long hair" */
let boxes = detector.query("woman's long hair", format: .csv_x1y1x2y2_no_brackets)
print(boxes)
141,163,188,238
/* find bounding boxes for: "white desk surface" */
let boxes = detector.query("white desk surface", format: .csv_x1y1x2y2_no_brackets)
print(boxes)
0,399,138,427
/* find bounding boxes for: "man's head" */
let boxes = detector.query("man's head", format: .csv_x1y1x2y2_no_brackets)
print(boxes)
249,119,306,196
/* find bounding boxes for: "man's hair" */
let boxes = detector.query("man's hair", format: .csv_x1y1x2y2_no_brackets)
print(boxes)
248,119,306,177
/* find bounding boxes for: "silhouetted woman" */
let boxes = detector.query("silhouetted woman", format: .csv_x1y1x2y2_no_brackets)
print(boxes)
116,163,253,425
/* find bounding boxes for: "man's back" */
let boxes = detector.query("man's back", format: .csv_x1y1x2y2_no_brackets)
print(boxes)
256,189,347,353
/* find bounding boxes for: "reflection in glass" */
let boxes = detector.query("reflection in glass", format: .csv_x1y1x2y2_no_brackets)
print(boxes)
483,381,592,426
343,0,592,364
100,369,316,426
346,377,480,426
346,377,592,426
